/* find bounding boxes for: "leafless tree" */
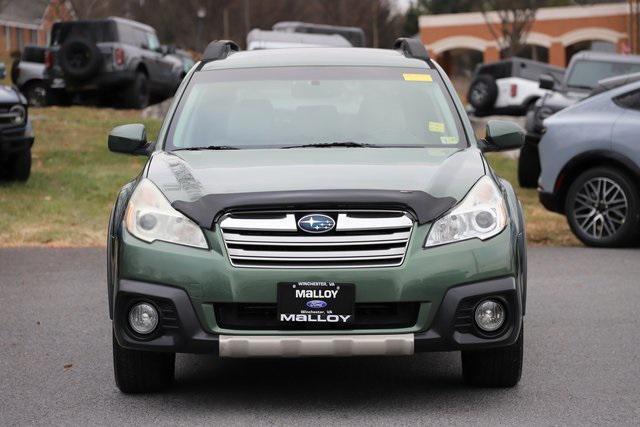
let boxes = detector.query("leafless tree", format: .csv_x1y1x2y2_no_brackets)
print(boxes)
480,0,539,58
69,0,403,50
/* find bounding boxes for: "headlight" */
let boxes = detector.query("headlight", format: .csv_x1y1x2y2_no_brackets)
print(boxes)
9,105,26,125
124,178,208,249
424,176,507,247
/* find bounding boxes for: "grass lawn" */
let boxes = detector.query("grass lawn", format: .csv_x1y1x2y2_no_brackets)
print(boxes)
0,107,159,246
0,106,578,247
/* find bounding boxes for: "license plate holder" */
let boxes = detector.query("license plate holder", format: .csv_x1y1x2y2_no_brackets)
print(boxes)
277,282,355,325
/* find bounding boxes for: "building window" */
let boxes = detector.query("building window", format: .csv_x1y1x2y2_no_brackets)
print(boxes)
30,29,38,45
5,26,10,51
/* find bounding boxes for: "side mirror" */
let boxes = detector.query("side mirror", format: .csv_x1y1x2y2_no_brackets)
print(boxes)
539,74,555,90
478,120,525,152
108,123,151,155
162,44,176,55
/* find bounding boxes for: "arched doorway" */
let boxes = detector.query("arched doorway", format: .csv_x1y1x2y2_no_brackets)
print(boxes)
565,40,616,63
437,48,484,96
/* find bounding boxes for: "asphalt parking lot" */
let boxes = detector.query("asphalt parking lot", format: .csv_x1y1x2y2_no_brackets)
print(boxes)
1,247,639,425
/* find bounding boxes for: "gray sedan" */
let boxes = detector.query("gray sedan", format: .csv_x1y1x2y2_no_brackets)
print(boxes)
538,80,640,247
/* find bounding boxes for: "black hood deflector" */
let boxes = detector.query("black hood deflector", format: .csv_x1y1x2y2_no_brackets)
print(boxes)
172,189,456,229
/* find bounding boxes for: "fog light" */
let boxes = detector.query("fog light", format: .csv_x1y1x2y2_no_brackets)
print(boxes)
128,302,158,334
474,299,505,332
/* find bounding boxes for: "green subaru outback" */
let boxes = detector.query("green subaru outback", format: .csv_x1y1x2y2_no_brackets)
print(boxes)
107,39,527,393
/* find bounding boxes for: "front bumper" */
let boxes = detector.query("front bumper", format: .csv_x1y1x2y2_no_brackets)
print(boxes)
113,275,522,356
0,123,34,156
539,190,563,214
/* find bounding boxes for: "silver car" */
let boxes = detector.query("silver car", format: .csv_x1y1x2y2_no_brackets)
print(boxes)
538,80,640,247
11,45,47,107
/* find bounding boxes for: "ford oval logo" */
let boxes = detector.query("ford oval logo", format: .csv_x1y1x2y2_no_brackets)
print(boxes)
306,300,328,309
298,214,335,234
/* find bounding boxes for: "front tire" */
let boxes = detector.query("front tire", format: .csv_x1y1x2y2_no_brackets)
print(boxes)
4,149,31,182
113,333,175,393
461,326,523,387
565,167,640,247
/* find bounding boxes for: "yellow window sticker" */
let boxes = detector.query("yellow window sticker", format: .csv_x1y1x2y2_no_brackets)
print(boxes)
403,73,432,82
428,121,445,133
440,136,459,145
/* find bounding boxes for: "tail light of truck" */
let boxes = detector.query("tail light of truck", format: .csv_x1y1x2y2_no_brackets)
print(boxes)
510,83,518,98
114,48,125,66
44,51,53,69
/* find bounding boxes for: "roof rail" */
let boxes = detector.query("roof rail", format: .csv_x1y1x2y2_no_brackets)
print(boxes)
199,40,240,67
393,37,432,66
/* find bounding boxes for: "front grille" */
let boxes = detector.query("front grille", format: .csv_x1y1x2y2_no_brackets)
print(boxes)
219,210,414,268
215,302,420,330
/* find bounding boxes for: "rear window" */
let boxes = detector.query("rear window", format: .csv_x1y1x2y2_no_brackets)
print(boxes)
22,46,45,63
477,62,512,79
567,60,640,90
166,66,467,150
51,21,117,45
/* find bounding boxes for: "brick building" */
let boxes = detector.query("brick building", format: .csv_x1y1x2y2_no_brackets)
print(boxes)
0,0,76,54
420,2,631,75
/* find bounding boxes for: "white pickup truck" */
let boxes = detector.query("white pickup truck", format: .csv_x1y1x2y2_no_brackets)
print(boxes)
468,57,564,117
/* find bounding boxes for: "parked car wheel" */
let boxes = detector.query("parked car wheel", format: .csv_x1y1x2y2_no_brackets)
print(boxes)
5,149,31,182
468,74,498,113
23,81,48,107
461,325,523,387
113,334,175,393
517,143,540,188
565,167,640,247
124,72,150,109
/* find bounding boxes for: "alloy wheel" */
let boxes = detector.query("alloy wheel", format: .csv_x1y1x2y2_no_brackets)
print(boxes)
572,177,628,240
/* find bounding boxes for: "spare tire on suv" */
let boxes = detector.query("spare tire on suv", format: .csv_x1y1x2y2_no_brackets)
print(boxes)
468,74,498,114
59,39,102,81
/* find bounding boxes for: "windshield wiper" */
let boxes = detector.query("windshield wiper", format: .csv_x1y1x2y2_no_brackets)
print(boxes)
173,145,240,151
282,141,378,149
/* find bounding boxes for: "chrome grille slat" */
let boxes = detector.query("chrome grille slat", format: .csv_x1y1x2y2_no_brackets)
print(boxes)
220,210,414,269
222,230,411,245
227,247,407,259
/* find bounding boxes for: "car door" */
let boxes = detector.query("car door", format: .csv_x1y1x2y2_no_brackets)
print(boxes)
143,31,173,89
610,86,640,168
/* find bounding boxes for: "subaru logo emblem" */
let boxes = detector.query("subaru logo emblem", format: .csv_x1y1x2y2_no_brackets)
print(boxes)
298,214,335,234
306,300,328,309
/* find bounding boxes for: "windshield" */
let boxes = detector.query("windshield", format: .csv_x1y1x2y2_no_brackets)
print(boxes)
567,60,640,90
166,66,466,150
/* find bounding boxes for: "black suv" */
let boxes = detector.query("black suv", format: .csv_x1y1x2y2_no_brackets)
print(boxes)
45,17,183,108
0,63,34,182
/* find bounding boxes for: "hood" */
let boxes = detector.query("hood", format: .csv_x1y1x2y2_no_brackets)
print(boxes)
147,146,485,204
542,89,586,112
0,85,24,104
147,147,485,227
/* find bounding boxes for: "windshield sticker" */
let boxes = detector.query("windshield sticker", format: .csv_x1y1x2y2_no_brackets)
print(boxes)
403,73,432,82
440,136,459,145
428,121,445,133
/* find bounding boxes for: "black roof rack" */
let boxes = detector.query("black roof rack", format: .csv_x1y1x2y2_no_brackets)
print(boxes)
394,37,433,67
197,40,239,69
